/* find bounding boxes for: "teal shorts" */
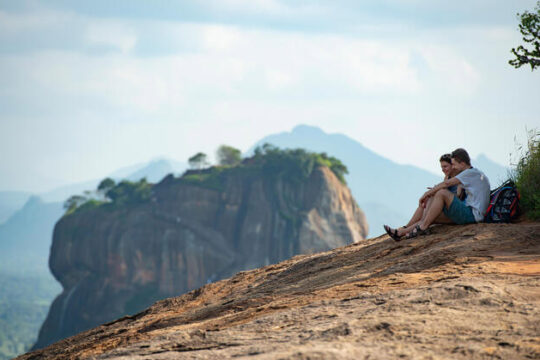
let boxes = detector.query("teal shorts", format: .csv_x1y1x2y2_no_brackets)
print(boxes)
443,196,476,224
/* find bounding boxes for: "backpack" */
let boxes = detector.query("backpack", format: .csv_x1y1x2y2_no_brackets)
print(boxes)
484,180,521,223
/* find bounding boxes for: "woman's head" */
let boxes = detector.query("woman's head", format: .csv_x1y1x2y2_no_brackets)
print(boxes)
439,153,452,176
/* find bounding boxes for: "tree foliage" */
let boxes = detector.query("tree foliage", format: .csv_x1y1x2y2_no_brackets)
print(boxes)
253,143,348,184
104,178,151,206
97,177,115,192
181,144,349,192
509,1,540,70
63,178,151,215
0,274,60,360
63,146,349,214
63,195,87,213
188,152,208,169
216,145,242,166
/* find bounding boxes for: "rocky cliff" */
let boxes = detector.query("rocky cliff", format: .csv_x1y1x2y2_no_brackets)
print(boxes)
33,164,368,350
22,222,539,359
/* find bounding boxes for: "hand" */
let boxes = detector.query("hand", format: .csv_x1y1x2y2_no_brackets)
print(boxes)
419,190,431,207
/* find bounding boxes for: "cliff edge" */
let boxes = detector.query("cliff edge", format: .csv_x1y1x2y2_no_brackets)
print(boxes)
22,221,539,359
34,163,367,350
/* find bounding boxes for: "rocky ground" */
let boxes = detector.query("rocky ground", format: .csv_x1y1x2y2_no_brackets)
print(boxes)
20,222,540,359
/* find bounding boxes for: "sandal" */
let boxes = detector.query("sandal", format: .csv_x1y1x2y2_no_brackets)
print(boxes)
406,224,431,239
384,225,402,242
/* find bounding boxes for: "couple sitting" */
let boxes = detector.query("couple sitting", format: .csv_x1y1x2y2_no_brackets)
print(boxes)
384,148,491,241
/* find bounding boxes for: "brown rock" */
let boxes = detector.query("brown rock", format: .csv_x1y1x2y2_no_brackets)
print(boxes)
20,222,540,359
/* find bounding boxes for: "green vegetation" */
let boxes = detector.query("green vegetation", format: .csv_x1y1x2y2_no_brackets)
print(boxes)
63,195,89,214
180,144,348,192
97,177,115,192
63,145,348,214
509,1,540,71
253,144,348,184
181,166,230,191
63,178,151,216
104,179,151,205
513,130,540,220
0,273,61,360
216,145,242,166
188,152,209,170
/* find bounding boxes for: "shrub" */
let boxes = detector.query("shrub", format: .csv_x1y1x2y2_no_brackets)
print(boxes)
64,195,88,215
253,144,348,184
105,178,152,206
180,167,227,191
178,145,348,192
63,178,151,216
75,199,106,213
513,129,540,220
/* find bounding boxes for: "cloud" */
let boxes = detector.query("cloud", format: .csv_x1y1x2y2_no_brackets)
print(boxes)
0,8,68,32
207,0,292,15
85,21,137,53
0,6,497,124
418,44,480,95
1,17,429,120
2,1,538,190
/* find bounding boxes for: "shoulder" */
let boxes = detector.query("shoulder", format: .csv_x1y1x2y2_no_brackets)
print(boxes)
456,167,483,183
457,168,473,178
470,167,489,180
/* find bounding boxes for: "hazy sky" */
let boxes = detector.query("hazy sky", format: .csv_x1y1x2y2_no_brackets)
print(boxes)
1,0,539,192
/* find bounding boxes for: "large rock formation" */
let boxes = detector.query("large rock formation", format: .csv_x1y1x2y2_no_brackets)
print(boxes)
21,222,540,360
34,165,367,349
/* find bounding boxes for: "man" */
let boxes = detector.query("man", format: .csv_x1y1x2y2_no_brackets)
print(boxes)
384,148,491,240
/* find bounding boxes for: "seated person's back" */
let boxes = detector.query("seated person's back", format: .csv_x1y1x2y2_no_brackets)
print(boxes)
455,166,490,222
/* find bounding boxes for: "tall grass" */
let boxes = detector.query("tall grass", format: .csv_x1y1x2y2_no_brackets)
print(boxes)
513,129,540,220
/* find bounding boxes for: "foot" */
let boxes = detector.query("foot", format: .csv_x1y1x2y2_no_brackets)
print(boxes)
384,225,402,242
405,224,431,239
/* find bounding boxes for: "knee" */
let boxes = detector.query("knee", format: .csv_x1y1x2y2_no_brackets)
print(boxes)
435,189,452,199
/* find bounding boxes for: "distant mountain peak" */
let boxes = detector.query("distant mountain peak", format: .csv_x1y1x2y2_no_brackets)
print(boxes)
148,157,171,165
24,195,44,207
476,153,489,161
291,124,326,135
473,153,510,187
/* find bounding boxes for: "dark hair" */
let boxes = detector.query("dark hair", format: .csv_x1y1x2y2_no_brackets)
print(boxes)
451,148,471,166
439,153,452,163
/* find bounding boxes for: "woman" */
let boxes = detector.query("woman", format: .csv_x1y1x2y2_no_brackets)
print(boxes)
389,153,465,236
441,153,465,200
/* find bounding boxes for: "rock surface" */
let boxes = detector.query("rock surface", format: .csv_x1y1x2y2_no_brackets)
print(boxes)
34,166,367,350
21,222,539,359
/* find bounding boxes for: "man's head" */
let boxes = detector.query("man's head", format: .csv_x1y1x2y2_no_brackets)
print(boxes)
451,148,471,172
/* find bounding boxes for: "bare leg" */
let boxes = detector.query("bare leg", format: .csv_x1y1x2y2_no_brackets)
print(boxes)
405,205,424,227
432,212,453,224
404,197,434,229
396,193,453,236
396,197,435,236
418,197,434,223
419,190,454,230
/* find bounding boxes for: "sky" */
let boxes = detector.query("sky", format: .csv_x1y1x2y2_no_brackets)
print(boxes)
1,0,539,193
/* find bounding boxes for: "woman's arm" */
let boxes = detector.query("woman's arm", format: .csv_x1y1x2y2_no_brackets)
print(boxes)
419,177,461,205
